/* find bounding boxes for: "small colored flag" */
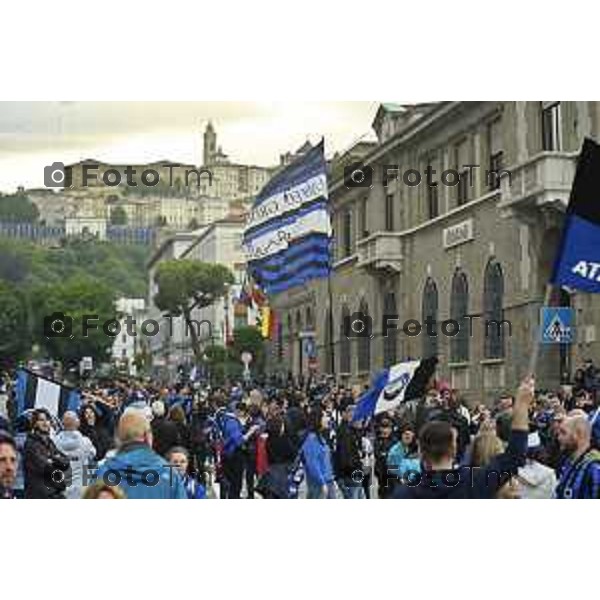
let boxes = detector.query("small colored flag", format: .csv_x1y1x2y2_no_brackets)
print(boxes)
259,306,271,339
551,137,600,292
352,358,438,422
14,369,81,418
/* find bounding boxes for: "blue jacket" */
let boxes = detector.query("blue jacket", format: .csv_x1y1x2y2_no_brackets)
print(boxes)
220,412,245,457
301,432,334,486
97,442,187,499
183,474,206,499
387,442,421,481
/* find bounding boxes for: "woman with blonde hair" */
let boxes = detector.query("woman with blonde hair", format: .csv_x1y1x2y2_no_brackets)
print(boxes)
470,432,519,498
470,432,505,468
82,480,126,499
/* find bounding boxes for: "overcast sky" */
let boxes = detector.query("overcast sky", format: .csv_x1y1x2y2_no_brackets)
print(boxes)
0,101,378,192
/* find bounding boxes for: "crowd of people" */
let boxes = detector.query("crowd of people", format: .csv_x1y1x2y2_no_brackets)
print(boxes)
1,361,599,500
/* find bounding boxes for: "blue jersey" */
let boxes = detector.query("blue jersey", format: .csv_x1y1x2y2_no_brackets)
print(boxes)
555,449,600,499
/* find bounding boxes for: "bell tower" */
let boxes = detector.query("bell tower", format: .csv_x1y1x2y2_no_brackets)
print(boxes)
203,121,217,166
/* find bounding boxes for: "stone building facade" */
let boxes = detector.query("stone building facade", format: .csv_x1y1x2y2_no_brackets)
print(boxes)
269,101,600,403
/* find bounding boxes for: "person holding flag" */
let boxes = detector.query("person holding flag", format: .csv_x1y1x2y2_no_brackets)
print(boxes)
392,376,533,499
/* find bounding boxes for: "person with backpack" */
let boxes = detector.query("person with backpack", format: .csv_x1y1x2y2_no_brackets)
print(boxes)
256,414,298,499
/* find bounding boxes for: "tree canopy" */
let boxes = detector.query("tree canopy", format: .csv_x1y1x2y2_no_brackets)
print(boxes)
153,260,234,360
0,192,40,223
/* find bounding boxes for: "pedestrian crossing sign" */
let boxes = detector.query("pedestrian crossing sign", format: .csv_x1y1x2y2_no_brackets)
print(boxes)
540,307,575,344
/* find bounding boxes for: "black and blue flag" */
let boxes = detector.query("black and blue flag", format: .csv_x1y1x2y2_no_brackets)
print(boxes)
552,138,600,292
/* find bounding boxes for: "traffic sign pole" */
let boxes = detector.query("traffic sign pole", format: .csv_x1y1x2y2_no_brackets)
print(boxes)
528,283,554,377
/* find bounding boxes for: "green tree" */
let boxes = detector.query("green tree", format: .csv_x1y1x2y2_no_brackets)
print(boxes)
229,325,265,375
153,260,234,361
0,192,40,223
0,281,29,367
34,275,117,368
110,205,128,225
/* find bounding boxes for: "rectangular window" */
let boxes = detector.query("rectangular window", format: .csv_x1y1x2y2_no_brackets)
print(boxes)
542,102,562,151
489,151,504,190
385,194,394,231
342,209,352,257
359,198,368,238
455,138,471,206
427,183,439,219
488,118,504,190
457,170,470,205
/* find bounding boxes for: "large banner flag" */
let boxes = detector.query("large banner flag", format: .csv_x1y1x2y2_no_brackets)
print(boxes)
551,137,600,292
352,357,438,422
243,141,331,296
15,369,81,418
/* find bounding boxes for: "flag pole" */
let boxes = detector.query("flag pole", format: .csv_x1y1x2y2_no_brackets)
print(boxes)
327,270,336,380
527,282,554,376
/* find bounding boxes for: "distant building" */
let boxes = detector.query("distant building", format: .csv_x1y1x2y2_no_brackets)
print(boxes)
111,298,146,376
269,101,600,402
65,216,107,240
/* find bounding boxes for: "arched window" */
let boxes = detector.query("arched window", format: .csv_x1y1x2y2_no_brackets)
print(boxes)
483,259,505,358
339,304,351,374
422,277,438,359
357,298,371,372
306,306,314,331
383,292,397,367
450,270,469,362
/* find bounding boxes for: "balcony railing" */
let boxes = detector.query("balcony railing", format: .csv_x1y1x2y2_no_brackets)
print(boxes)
499,151,577,212
356,231,403,273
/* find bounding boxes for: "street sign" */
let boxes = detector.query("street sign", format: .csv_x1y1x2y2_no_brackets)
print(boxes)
540,307,575,344
304,337,317,359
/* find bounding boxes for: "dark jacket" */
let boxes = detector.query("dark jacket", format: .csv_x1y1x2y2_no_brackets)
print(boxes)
151,417,180,457
266,431,296,465
334,422,363,479
0,484,16,499
392,430,528,499
80,422,112,461
24,432,70,499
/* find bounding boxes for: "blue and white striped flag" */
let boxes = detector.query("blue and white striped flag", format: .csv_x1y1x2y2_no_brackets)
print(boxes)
243,141,331,295
14,369,81,418
352,357,438,422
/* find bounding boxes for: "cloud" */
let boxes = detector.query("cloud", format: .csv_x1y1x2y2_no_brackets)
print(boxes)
0,101,378,190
